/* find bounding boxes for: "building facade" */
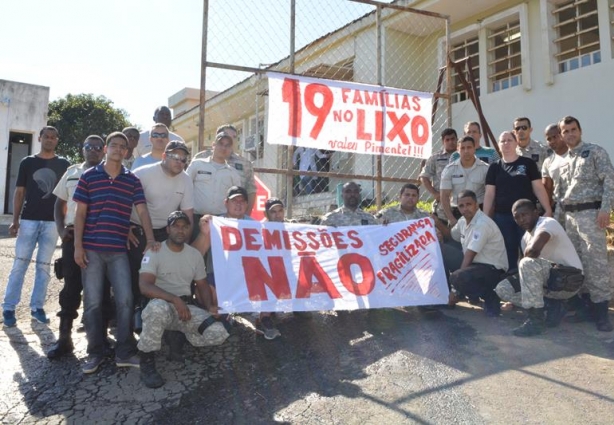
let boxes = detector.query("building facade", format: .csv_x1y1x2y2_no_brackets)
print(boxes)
0,80,50,214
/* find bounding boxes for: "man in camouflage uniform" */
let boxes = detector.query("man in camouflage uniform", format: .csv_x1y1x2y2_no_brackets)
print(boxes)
541,124,569,225
557,116,613,332
419,128,458,221
137,211,229,388
495,199,583,336
193,124,257,214
513,117,550,171
320,181,376,226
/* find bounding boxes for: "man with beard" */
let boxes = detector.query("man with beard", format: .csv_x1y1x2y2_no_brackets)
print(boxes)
137,211,229,388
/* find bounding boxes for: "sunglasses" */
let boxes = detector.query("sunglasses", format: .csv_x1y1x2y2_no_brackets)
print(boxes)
514,125,529,131
166,153,189,164
84,145,104,152
151,132,169,139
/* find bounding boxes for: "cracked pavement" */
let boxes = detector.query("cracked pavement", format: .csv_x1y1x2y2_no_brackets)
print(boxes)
1,235,614,424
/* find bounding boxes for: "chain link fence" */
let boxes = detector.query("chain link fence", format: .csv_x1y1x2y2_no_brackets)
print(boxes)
184,0,450,219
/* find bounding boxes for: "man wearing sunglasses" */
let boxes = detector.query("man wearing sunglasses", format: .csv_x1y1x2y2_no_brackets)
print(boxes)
47,135,113,359
513,117,549,171
132,123,171,170
135,106,184,158
128,141,194,352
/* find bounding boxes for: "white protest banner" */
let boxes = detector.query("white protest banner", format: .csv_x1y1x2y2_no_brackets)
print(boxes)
210,216,449,313
267,72,433,159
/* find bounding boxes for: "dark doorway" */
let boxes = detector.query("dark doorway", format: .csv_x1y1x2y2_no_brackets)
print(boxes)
5,132,32,214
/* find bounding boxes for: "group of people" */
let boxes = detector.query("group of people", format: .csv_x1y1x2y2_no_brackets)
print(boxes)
2,108,612,390
419,116,613,335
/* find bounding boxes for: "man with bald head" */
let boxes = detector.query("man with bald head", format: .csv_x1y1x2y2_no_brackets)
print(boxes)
320,181,376,226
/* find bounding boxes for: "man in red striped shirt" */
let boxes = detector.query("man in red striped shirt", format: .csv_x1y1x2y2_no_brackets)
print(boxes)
73,132,159,374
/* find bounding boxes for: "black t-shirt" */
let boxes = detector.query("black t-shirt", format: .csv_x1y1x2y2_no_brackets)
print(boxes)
17,155,70,221
485,156,540,214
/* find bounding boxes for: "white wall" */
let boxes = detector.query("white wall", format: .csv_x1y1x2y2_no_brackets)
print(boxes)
0,80,50,212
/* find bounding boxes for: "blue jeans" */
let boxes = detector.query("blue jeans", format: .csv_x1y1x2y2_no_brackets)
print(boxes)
494,212,525,271
2,220,58,311
82,250,136,359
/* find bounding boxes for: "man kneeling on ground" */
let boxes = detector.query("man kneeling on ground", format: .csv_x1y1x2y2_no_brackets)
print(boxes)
138,211,229,388
495,199,583,336
448,190,509,316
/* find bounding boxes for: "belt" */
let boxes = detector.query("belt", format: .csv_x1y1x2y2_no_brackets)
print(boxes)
179,295,195,305
562,201,601,213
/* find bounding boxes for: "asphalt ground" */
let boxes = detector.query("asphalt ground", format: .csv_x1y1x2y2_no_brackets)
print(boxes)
1,234,613,424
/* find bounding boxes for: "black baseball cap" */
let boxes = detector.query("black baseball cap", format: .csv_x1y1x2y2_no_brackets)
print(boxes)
165,140,190,155
265,198,284,212
226,186,248,200
167,210,191,226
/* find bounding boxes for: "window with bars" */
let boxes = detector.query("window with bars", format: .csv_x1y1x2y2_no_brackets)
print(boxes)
553,0,601,73
450,36,479,103
488,20,522,92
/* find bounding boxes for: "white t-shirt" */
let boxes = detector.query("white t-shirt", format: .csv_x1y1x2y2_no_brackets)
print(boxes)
131,163,194,228
521,216,583,270
140,242,206,297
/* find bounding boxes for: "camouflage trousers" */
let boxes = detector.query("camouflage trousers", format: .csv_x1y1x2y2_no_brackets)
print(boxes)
565,209,611,303
137,298,229,353
494,257,579,309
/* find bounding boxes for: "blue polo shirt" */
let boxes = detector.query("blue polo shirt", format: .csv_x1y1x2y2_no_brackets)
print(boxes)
73,162,146,252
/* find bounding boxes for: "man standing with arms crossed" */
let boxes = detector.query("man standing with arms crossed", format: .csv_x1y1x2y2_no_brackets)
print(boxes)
557,116,613,332
2,126,70,327
74,132,159,374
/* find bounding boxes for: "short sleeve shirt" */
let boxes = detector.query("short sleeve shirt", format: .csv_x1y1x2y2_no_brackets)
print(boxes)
131,163,194,229
419,151,452,191
140,242,206,297
451,209,508,271
53,162,88,226
73,162,146,252
440,158,489,205
17,155,70,221
485,156,541,214
187,158,242,215
521,216,582,270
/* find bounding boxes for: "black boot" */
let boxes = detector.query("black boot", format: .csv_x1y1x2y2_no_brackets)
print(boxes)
513,308,544,337
545,299,564,328
594,301,613,332
164,330,186,363
140,351,164,388
47,317,74,359
565,295,594,323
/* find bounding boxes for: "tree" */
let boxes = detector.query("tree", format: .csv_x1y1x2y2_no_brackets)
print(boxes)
47,94,133,162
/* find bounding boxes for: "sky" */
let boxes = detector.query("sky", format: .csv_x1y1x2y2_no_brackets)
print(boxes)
1,0,374,130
